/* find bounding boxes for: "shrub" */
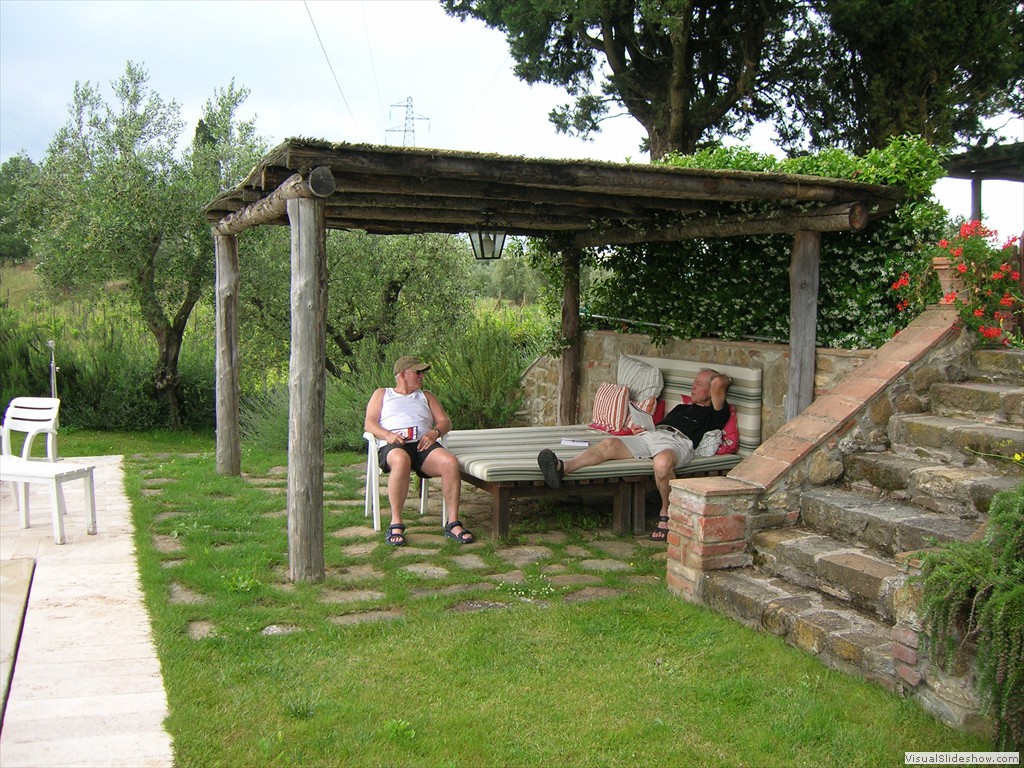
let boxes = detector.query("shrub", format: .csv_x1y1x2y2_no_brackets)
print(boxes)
430,312,543,429
916,482,1024,750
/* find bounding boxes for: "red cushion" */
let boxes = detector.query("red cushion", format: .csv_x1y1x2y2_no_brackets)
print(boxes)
589,383,631,434
680,395,739,454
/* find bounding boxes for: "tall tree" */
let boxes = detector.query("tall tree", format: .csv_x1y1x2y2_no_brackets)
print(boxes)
237,228,473,381
442,0,796,158
0,153,39,266
33,62,265,427
768,0,1023,153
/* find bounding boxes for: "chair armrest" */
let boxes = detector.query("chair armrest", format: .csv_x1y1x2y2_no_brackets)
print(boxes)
20,427,59,461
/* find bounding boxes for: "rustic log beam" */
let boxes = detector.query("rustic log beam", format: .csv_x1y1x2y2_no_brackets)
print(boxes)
557,248,582,426
286,196,327,583
214,231,241,476
786,231,822,422
573,203,869,248
269,144,900,204
214,166,336,236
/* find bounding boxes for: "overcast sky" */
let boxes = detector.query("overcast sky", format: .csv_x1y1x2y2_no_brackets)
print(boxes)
1,0,1020,237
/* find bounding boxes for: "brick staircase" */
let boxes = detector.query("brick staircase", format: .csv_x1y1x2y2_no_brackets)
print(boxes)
700,347,1022,719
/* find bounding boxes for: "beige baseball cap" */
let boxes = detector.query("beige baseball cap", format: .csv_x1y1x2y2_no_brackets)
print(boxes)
393,355,430,375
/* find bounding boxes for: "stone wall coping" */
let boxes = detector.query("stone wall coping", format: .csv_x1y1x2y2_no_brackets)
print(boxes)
682,306,961,493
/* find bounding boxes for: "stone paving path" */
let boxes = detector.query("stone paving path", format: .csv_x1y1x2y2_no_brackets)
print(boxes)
0,455,174,768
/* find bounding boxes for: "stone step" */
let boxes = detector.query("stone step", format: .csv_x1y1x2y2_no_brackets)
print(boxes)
752,527,911,622
843,453,1019,518
970,348,1024,386
800,487,983,556
701,568,900,691
930,381,1023,425
888,413,1024,468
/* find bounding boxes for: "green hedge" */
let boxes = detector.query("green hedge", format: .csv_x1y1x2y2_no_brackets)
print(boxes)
579,136,950,349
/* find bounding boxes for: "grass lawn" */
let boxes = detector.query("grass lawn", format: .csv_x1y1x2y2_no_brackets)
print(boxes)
59,431,990,767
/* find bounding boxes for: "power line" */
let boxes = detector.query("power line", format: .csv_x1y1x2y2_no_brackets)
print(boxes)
303,0,357,126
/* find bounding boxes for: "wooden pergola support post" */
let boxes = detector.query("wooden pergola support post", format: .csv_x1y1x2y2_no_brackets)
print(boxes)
786,231,822,422
286,196,327,583
558,248,582,425
214,232,241,475
212,165,335,475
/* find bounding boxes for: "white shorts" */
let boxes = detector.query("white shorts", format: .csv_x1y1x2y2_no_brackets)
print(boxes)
617,429,694,468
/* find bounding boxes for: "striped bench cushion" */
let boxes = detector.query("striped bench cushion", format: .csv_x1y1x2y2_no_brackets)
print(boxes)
446,358,762,485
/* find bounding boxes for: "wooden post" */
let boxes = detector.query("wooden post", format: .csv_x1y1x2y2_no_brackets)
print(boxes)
970,179,982,222
785,231,821,422
557,248,582,425
286,196,327,583
214,232,241,475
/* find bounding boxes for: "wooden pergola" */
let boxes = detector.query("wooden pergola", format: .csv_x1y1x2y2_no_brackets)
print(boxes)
203,138,902,581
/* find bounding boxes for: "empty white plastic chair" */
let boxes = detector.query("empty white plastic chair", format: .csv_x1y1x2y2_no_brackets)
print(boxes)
2,396,60,461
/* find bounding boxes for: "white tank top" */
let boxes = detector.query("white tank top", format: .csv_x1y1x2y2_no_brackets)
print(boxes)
377,388,433,446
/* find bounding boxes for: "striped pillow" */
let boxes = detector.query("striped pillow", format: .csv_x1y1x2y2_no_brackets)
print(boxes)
617,354,664,401
589,383,631,433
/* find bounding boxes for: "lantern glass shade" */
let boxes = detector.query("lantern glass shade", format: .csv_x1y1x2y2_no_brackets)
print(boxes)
469,230,507,260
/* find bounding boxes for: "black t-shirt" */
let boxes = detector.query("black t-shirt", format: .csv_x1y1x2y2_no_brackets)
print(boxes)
657,400,730,446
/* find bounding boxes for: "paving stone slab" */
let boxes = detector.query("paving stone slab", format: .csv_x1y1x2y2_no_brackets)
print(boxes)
451,553,489,570
579,558,632,572
187,621,216,640
449,599,512,612
331,526,379,540
497,545,553,567
329,564,384,582
320,589,386,604
400,563,449,579
548,573,603,588
590,540,637,558
329,609,403,626
168,583,210,605
261,624,302,636
340,541,377,557
564,587,624,603
409,583,495,599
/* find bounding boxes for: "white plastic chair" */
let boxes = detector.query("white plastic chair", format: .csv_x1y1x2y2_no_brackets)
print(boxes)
2,396,61,511
363,431,447,532
2,397,60,460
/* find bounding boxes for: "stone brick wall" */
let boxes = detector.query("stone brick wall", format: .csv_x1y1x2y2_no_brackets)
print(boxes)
519,330,872,440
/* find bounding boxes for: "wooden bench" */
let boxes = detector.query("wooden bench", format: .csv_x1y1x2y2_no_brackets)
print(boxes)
0,455,97,545
446,357,762,539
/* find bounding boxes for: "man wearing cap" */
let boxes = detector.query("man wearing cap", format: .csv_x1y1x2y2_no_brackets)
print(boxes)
364,355,474,546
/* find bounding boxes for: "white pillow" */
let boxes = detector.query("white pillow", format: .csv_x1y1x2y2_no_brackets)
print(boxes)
694,429,723,457
616,355,664,401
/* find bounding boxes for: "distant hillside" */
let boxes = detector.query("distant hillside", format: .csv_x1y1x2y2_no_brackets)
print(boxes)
0,261,40,308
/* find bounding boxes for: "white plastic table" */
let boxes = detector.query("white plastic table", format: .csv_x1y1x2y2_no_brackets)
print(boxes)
0,456,97,544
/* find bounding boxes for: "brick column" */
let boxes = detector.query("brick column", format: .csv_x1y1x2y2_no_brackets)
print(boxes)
666,477,760,602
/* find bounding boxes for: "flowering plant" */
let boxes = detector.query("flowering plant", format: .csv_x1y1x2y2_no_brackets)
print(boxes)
892,220,1022,348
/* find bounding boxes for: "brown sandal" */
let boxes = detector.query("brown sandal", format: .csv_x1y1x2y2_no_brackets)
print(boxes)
650,516,669,542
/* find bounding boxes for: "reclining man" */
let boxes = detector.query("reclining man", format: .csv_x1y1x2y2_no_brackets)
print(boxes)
537,368,731,542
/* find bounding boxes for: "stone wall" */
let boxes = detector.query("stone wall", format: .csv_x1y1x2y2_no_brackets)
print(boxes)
519,330,872,441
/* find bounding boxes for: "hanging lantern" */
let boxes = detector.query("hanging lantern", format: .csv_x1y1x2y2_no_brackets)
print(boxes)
469,229,507,260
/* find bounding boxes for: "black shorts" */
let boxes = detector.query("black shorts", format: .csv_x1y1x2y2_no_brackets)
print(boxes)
378,441,440,475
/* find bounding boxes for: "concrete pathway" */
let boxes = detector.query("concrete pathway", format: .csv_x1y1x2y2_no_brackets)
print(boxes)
0,455,174,768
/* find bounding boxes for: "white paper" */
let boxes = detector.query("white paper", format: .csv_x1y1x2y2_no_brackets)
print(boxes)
560,438,589,447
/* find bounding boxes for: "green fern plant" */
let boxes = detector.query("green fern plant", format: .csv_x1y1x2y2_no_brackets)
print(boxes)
916,482,1024,750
